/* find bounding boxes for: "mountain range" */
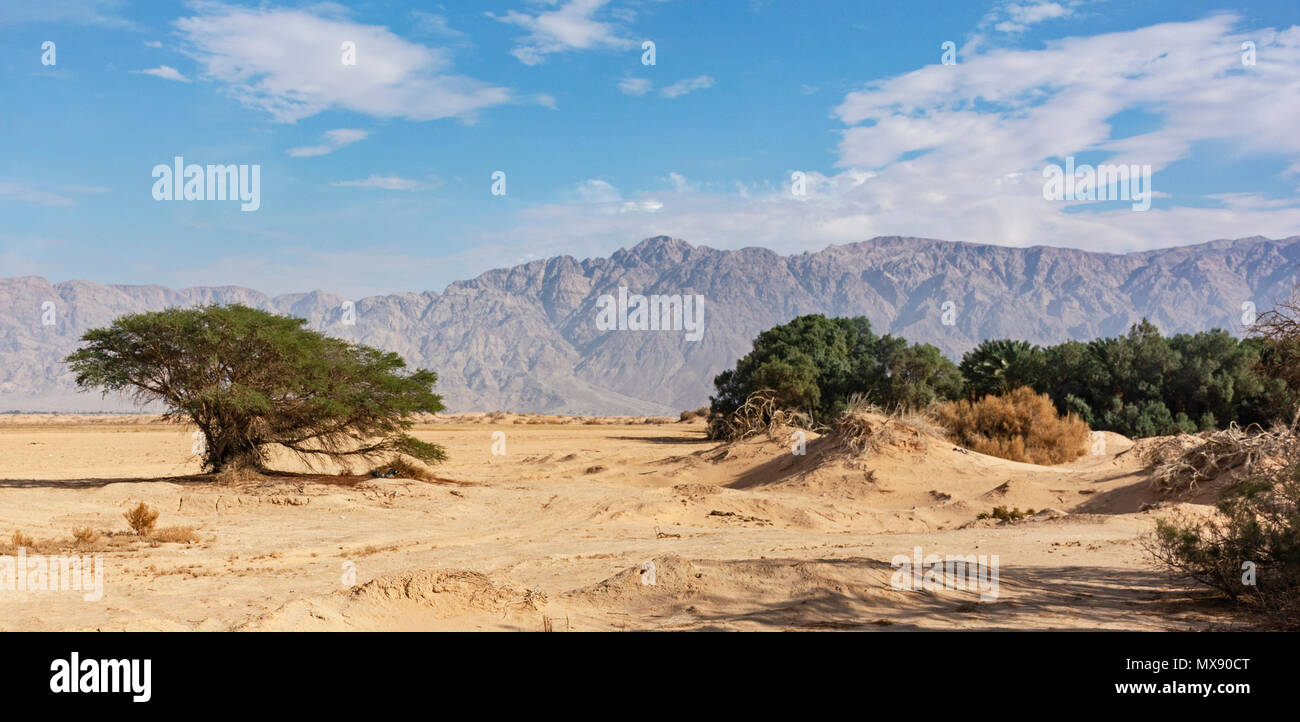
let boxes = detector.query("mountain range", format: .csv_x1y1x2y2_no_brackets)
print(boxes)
3,234,1298,414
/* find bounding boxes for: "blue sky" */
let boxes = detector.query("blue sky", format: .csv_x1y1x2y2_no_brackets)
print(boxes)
2,0,1299,297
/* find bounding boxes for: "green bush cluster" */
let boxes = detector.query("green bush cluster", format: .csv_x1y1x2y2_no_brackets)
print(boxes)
710,315,1297,440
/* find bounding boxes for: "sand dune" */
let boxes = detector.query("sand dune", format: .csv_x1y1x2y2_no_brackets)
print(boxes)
0,414,1237,631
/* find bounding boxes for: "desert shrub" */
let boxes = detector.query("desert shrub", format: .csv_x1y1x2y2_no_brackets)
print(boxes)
1146,452,1300,629
707,390,817,443
124,502,160,536
976,506,1036,521
937,386,1090,464
11,530,34,548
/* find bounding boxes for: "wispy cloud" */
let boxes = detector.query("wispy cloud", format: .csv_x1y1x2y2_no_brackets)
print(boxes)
0,183,74,207
410,10,467,41
288,128,370,157
332,175,431,191
132,65,191,82
575,179,621,203
660,75,714,99
618,77,651,96
490,0,634,65
175,2,514,123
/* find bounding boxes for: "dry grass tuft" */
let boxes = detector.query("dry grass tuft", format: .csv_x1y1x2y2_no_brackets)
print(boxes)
936,387,1090,465
10,530,34,548
1145,422,1297,495
834,395,945,455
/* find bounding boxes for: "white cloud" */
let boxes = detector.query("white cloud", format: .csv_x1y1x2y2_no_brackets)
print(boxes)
143,40,163,49
660,75,714,99
332,175,430,191
133,65,191,82
576,179,621,203
288,128,370,157
480,16,1300,261
666,172,696,192
618,77,651,96
410,11,466,40
984,1,1077,34
175,3,513,123
490,0,634,65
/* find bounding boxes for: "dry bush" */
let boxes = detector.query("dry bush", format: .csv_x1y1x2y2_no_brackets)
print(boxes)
1146,422,1297,495
124,502,160,536
367,457,437,482
707,391,818,442
10,530,34,548
150,526,199,544
71,526,101,546
936,386,1090,465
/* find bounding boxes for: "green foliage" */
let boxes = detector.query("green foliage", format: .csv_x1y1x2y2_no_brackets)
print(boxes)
65,304,446,472
968,320,1293,438
709,315,962,431
959,339,1040,398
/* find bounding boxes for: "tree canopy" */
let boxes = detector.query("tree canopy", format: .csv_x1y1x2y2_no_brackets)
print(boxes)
709,314,962,428
65,304,446,472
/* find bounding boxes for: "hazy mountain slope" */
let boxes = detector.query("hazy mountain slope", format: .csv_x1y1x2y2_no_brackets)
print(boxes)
2,235,1297,414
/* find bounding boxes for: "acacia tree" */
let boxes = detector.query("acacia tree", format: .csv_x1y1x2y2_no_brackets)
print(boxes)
65,305,446,473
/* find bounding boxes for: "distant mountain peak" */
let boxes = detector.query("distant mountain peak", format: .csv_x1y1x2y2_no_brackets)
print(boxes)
2,235,1298,414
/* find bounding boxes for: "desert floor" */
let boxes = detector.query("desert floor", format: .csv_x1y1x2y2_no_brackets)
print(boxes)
0,413,1238,631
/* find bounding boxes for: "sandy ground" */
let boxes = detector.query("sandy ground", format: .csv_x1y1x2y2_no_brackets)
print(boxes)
0,413,1238,631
